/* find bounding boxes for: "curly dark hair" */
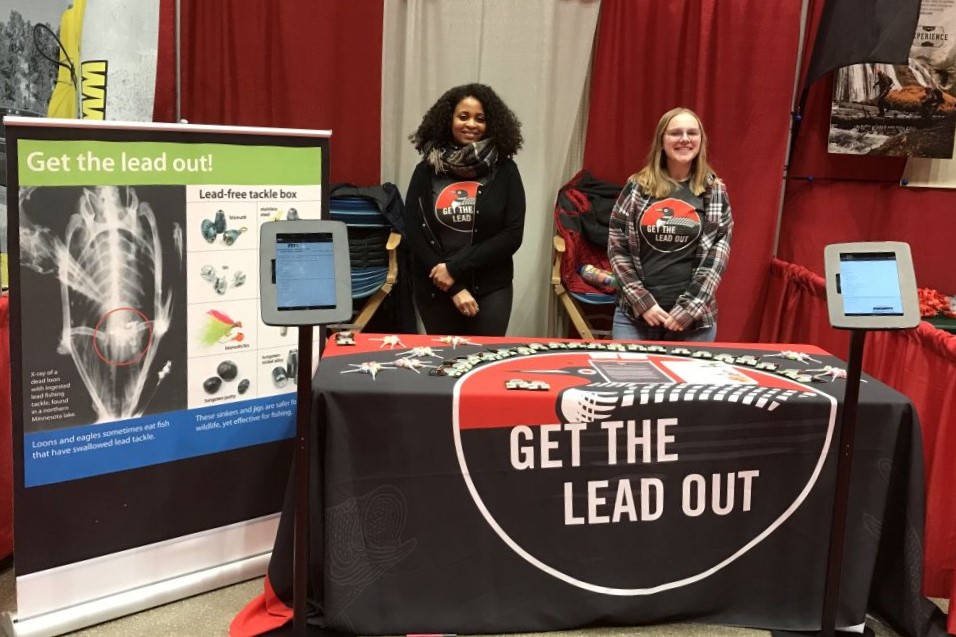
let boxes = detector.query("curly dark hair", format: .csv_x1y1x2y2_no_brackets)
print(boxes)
409,83,524,158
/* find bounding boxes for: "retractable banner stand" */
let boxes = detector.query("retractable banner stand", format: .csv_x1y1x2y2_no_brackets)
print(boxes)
2,118,330,637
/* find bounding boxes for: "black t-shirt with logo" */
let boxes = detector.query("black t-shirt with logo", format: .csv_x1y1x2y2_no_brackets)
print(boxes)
430,174,488,258
637,182,704,310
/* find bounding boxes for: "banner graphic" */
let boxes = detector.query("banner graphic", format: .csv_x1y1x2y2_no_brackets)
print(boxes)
828,1,956,157
16,138,321,487
6,122,330,634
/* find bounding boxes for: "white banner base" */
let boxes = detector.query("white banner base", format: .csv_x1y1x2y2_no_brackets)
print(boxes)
1,513,278,637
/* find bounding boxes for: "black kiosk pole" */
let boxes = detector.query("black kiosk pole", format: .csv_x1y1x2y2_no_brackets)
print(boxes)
773,329,870,637
293,326,313,637
259,219,352,637
818,328,868,637
774,241,920,637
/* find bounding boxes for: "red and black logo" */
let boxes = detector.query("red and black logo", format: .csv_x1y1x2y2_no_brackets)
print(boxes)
435,181,480,232
453,352,835,594
638,198,702,254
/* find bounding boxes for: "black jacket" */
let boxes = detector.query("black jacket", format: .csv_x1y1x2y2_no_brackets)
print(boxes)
403,157,526,297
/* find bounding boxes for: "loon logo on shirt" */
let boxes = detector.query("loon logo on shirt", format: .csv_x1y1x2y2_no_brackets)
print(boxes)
638,198,702,253
436,181,480,232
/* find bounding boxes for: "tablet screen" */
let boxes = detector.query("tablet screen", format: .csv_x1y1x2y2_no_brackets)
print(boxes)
274,232,337,310
839,252,903,316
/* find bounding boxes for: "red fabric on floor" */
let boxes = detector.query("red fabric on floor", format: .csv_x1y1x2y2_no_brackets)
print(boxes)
229,575,292,637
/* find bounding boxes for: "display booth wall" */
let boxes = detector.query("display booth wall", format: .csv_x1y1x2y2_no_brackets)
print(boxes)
148,0,801,342
154,0,956,626
779,79,956,294
3,0,955,632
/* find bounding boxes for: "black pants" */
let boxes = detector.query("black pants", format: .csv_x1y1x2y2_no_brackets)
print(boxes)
415,283,513,336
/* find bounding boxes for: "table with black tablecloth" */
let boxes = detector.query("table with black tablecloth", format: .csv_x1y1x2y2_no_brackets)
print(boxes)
232,334,948,637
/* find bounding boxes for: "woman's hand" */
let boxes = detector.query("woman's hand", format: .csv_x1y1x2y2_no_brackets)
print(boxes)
640,304,671,327
662,313,684,332
430,263,455,291
452,289,479,317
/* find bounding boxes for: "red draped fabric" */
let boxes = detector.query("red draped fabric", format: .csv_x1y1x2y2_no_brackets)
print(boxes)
152,0,177,123
761,259,956,625
171,0,384,184
583,0,802,342
795,0,826,92
777,178,956,294
757,258,849,354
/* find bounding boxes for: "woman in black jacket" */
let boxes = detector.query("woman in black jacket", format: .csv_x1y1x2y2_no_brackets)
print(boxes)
405,83,526,336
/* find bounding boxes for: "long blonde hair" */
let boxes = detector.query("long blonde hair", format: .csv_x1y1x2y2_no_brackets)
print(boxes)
631,107,718,198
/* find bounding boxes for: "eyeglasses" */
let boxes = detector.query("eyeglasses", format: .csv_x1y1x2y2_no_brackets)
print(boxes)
665,129,701,140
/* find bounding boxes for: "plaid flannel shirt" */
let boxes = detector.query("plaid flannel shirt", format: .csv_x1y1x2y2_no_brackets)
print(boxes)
607,177,733,330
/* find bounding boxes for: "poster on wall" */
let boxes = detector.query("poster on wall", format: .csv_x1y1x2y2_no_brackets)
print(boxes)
0,0,70,263
1,0,161,279
5,118,330,633
45,0,162,121
828,0,956,158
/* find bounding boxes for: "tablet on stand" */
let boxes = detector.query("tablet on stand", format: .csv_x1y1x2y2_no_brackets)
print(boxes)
824,242,920,330
776,242,919,637
260,220,351,636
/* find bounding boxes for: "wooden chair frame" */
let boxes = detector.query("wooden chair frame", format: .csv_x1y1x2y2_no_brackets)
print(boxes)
332,231,401,333
552,235,613,341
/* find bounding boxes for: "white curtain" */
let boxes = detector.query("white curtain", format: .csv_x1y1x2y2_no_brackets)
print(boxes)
903,142,956,187
381,0,602,337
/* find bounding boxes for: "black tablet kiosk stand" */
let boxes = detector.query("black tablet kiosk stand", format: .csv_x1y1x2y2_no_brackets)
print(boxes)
292,326,313,637
773,330,869,637
774,242,920,637
259,220,352,636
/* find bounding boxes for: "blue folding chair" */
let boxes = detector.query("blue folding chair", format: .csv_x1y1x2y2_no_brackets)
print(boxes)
329,196,402,332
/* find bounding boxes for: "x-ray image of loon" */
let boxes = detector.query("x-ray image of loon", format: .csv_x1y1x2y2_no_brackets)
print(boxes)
22,186,177,423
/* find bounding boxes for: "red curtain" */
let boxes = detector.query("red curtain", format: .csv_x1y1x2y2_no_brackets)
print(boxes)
795,0,826,92
169,0,384,185
757,258,849,354
583,0,802,342
153,0,177,123
777,178,956,293
781,8,956,622
762,259,956,622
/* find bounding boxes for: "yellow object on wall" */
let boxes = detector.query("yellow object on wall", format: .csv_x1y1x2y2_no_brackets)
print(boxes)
46,0,87,119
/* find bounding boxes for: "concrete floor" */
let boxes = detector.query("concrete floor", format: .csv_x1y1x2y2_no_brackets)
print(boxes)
0,566,946,637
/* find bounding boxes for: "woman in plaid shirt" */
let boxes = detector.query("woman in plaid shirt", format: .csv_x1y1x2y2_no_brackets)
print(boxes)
607,107,733,342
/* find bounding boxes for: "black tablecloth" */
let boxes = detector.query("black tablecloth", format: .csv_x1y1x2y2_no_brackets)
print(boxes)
259,335,947,637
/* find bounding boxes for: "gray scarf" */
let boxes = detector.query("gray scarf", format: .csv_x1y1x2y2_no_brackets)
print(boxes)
425,138,499,178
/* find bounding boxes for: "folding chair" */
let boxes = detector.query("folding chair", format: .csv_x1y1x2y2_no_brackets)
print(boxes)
551,171,624,340
329,194,402,333
552,236,616,340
